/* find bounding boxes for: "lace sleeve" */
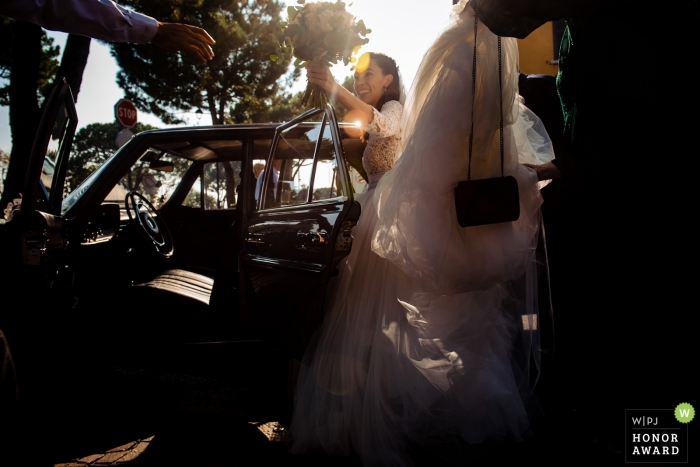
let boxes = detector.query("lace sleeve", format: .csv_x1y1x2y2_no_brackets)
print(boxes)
367,101,402,138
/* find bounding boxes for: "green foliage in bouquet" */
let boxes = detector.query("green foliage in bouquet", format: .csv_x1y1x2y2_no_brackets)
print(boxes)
271,0,371,108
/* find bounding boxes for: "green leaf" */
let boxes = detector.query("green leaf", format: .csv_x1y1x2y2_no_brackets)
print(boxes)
297,0,305,4
270,54,278,62
324,31,345,49
287,6,297,19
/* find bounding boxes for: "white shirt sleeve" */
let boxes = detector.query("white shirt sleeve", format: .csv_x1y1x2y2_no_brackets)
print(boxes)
255,171,264,201
0,0,159,44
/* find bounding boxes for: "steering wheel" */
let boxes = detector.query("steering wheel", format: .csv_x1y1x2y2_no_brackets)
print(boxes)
125,192,173,258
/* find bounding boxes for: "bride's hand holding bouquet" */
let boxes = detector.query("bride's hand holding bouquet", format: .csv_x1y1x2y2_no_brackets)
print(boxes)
272,0,371,108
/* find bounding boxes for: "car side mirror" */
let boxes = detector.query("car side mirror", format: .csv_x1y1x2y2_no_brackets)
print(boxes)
149,160,174,172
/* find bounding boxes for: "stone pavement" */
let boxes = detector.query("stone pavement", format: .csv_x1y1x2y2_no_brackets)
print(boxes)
54,437,154,467
42,343,364,467
42,345,622,467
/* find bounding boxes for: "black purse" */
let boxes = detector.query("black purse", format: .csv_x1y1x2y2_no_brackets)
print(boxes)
454,16,520,228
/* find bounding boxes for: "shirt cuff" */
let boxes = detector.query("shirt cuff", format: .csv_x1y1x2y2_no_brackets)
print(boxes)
123,9,159,43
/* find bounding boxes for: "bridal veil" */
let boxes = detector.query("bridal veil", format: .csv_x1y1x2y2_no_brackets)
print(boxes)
370,0,555,438
290,2,556,464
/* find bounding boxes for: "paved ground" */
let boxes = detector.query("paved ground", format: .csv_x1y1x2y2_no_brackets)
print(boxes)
37,341,623,467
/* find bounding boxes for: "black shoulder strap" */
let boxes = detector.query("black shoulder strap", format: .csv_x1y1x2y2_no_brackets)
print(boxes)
467,16,504,180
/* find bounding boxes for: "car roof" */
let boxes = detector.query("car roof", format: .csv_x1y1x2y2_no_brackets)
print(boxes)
130,122,362,163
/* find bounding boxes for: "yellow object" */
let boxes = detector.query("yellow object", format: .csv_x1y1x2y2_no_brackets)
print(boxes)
517,21,559,76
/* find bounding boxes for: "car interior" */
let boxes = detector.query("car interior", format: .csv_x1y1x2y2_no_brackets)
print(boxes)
57,123,367,353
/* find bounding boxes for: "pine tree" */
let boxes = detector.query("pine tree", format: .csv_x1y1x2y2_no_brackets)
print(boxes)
112,0,293,125
66,121,158,195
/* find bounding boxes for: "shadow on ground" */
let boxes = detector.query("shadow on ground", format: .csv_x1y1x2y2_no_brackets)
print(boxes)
45,342,623,467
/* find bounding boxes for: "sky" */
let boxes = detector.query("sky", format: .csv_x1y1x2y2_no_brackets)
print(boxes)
0,0,457,153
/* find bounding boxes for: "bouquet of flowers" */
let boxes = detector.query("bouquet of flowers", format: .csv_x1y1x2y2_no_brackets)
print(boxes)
272,0,371,108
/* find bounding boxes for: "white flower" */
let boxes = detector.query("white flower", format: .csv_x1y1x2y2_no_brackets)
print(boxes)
304,3,318,15
341,11,354,29
319,10,335,32
305,13,323,35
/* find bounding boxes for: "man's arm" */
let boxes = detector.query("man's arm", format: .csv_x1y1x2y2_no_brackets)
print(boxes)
0,0,158,43
0,0,214,62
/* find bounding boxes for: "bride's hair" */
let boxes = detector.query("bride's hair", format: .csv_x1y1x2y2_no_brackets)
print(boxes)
364,52,401,110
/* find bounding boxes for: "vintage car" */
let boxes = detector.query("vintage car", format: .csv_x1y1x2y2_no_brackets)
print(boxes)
0,78,371,371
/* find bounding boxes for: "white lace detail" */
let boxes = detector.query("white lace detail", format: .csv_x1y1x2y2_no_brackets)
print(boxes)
363,100,403,176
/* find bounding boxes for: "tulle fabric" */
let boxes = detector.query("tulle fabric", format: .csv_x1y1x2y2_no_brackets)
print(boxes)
372,4,553,295
289,4,554,466
290,185,538,466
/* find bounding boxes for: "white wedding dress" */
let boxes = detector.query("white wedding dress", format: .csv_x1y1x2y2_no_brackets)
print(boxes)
289,3,555,465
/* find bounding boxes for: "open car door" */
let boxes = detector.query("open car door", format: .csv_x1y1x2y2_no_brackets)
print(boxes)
239,105,361,359
2,78,77,298
0,78,78,417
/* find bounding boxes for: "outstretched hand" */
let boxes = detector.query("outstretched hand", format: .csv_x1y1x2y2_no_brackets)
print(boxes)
306,63,338,94
152,22,215,63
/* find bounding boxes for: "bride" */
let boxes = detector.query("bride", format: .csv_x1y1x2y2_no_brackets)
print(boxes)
289,1,555,465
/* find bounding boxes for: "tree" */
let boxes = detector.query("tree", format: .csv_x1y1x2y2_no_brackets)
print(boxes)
244,88,305,123
332,75,355,121
0,18,92,207
0,20,59,206
0,149,9,197
0,18,60,107
66,121,158,194
112,0,292,125
246,75,355,124
55,35,91,104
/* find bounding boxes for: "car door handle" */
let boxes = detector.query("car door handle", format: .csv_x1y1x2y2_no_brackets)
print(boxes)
246,233,267,245
297,230,327,244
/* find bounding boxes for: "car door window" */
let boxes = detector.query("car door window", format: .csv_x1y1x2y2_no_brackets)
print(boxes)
203,161,241,210
37,100,74,212
182,176,202,208
261,125,317,209
261,118,345,210
311,121,343,202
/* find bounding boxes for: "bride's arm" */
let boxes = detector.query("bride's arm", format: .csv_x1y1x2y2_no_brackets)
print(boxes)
306,63,376,125
366,101,402,138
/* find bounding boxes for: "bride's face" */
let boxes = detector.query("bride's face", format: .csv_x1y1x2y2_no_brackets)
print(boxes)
353,60,394,107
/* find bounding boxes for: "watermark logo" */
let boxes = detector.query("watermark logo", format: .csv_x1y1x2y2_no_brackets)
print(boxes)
626,404,693,463
675,403,695,424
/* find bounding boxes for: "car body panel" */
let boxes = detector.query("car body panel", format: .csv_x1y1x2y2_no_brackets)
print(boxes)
239,105,361,358
1,77,366,363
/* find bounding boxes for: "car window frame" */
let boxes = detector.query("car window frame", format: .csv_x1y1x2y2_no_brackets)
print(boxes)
21,79,78,216
258,106,351,213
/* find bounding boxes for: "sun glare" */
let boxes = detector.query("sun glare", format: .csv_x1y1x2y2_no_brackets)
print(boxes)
355,52,371,73
343,110,367,139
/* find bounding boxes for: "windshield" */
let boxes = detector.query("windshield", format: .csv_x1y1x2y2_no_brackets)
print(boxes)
61,145,126,214
106,148,193,220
